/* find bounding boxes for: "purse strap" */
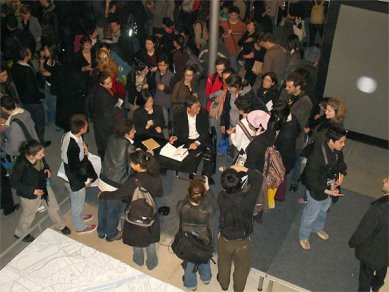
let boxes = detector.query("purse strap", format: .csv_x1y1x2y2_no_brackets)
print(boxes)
237,120,254,141
227,21,239,53
11,118,33,141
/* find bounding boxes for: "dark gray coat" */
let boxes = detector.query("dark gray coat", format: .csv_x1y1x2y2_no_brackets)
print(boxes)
349,195,388,270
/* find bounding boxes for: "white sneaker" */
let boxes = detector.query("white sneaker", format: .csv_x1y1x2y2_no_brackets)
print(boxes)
37,204,46,213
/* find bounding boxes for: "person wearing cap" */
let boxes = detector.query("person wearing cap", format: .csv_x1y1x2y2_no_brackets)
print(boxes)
217,164,263,291
244,110,273,173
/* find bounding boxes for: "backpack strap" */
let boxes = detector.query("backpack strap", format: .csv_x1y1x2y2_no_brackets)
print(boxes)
11,118,33,141
237,120,253,142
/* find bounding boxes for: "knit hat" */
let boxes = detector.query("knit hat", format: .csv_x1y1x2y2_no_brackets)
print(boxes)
247,110,270,130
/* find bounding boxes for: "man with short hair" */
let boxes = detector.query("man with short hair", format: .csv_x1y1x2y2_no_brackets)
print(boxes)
298,124,347,250
220,6,246,56
0,95,26,215
1,95,40,157
170,95,215,182
261,32,286,82
11,47,48,146
90,72,118,159
282,71,313,193
349,177,388,292
61,114,97,234
108,13,138,62
154,54,174,125
217,165,263,291
1,95,39,216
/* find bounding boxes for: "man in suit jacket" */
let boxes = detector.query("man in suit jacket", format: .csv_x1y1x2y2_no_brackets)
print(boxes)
169,95,215,182
349,177,388,292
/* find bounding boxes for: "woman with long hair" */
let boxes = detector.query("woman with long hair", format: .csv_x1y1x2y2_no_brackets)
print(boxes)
220,74,252,135
270,100,302,204
99,150,163,270
94,46,126,102
11,140,70,242
284,34,304,79
238,18,260,85
256,71,279,110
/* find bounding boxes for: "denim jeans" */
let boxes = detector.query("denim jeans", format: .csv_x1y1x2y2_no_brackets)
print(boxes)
290,148,304,185
65,183,86,231
298,190,332,240
183,261,212,289
133,243,158,270
97,198,122,239
43,83,56,125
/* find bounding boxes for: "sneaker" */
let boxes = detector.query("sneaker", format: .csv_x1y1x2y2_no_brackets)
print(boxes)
98,234,106,239
202,279,210,285
37,204,46,213
60,226,71,235
218,166,227,172
316,230,329,240
297,197,307,205
76,224,97,234
289,184,298,193
299,239,311,250
83,214,93,222
115,231,123,240
14,234,35,242
106,231,119,242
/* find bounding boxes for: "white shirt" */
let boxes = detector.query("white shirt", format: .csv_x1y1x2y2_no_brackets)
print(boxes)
231,118,257,152
187,113,200,140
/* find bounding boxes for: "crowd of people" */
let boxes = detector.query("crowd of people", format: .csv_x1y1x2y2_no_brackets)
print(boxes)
0,1,387,292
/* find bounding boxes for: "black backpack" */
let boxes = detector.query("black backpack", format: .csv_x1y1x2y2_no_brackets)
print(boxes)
171,203,214,264
125,179,156,227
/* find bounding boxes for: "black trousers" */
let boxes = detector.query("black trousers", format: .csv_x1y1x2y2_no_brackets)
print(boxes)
188,139,215,178
23,103,46,143
358,261,387,292
1,159,15,212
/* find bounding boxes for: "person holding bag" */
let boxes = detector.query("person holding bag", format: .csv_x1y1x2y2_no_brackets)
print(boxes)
176,177,214,291
99,150,163,270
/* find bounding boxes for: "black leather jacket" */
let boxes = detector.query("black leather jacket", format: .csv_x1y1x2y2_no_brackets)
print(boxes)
99,135,136,188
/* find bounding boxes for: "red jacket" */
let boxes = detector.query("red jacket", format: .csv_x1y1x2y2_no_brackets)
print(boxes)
205,73,225,112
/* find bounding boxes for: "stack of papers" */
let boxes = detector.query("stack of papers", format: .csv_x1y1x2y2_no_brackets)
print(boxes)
160,143,189,162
